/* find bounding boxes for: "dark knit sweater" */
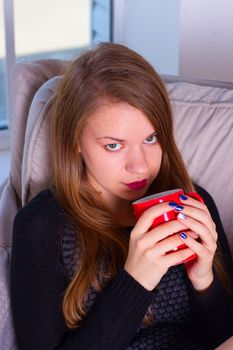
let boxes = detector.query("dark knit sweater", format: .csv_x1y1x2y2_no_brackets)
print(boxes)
10,186,233,350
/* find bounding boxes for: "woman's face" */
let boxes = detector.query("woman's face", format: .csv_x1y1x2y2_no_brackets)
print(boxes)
78,102,162,208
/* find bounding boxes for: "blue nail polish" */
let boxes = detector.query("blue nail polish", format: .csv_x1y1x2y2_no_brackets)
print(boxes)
168,201,177,207
180,232,187,239
175,205,184,211
180,194,188,200
177,213,187,220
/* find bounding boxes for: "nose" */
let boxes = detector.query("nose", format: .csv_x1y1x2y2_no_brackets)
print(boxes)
125,146,148,175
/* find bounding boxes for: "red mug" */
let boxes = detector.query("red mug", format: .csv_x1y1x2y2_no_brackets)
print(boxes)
132,188,204,264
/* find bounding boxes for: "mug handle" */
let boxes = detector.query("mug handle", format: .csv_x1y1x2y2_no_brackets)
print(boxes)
186,191,204,204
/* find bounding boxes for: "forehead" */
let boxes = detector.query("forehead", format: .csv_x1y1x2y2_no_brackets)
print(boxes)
84,102,155,137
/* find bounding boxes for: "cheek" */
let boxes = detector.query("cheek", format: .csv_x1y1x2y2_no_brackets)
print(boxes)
150,145,163,169
82,152,99,170
82,148,117,173
158,149,163,166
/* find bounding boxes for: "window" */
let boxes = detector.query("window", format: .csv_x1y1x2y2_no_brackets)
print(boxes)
14,0,91,61
0,0,91,132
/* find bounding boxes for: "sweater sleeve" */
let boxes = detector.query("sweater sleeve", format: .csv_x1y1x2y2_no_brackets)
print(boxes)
10,191,154,350
190,186,233,349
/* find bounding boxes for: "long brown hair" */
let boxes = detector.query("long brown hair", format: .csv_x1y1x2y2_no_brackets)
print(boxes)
51,42,227,328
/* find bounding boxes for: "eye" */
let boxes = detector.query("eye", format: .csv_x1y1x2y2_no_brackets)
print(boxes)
105,143,123,152
144,133,158,144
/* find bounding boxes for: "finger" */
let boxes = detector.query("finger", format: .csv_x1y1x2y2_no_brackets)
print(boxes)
179,195,217,235
179,231,217,258
176,209,217,242
177,212,217,248
162,246,196,267
154,231,200,255
141,220,187,248
176,203,215,230
187,231,200,240
179,195,211,216
132,202,177,237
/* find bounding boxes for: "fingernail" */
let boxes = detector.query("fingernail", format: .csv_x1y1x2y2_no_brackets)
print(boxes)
180,232,187,239
177,213,187,220
168,201,178,207
180,194,188,200
175,205,184,211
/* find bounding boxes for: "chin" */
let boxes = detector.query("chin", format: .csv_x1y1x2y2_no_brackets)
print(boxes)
123,189,148,202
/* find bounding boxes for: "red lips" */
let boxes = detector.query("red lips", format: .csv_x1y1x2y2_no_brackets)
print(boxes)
125,179,147,190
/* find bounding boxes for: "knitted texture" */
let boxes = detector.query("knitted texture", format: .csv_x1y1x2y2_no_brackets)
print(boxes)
11,187,233,350
62,221,204,349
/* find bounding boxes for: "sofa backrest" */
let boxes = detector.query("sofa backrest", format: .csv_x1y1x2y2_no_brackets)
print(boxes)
0,59,65,350
9,59,66,201
164,75,233,253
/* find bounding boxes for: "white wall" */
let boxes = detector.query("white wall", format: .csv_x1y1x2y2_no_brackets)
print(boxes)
114,0,181,75
113,0,233,82
180,0,233,82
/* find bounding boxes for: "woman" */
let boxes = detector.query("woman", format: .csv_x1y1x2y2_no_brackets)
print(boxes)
11,42,233,350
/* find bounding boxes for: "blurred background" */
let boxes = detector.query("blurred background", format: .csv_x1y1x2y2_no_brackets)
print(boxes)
0,0,91,127
1,0,233,183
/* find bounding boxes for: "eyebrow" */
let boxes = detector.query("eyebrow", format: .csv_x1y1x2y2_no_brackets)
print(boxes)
96,131,157,143
96,136,126,142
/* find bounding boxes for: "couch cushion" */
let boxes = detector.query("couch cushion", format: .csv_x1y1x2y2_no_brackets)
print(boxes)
166,81,233,253
10,59,66,200
0,181,18,349
21,76,61,205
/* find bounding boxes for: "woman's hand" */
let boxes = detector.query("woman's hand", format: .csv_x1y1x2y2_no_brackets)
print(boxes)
124,203,196,291
177,195,218,292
